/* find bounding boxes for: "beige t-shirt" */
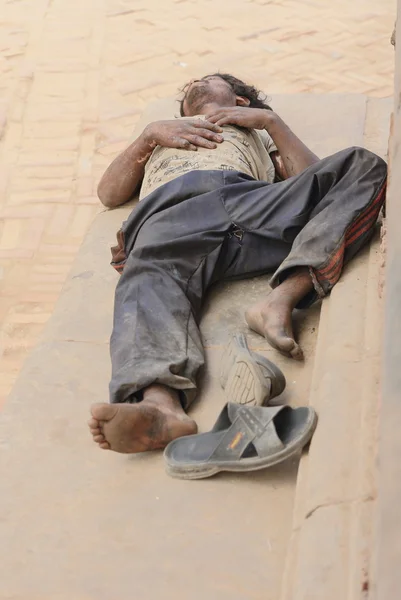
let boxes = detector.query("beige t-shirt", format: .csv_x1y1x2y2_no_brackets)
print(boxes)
139,116,277,200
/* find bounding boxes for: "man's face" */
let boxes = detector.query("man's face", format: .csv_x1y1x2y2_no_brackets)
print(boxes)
181,75,236,116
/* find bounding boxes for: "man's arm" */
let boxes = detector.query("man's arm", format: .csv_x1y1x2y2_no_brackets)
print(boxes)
269,151,288,181
98,119,224,209
263,112,319,178
97,133,153,209
206,107,319,179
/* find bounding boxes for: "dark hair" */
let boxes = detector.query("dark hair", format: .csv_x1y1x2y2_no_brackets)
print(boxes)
179,73,272,116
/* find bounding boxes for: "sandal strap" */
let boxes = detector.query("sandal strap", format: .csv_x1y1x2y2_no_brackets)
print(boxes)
237,405,285,457
208,404,285,462
208,416,256,461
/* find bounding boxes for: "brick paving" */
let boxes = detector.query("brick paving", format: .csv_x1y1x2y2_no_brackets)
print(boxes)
0,0,395,406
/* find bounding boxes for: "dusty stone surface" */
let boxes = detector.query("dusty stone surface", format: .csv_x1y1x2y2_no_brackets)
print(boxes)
374,3,401,598
0,0,394,593
379,219,387,298
282,500,375,600
0,340,298,600
0,94,391,598
281,97,391,600
0,0,395,408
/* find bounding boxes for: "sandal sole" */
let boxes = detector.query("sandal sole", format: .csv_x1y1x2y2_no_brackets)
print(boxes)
220,334,286,406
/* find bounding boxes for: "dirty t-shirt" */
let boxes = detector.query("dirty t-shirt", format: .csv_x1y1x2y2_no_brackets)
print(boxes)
139,116,277,200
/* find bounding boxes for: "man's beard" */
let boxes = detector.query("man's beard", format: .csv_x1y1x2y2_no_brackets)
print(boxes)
185,84,221,113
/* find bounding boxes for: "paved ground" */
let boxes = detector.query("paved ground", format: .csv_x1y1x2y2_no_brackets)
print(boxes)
0,94,390,600
1,92,389,599
0,2,394,597
0,0,395,404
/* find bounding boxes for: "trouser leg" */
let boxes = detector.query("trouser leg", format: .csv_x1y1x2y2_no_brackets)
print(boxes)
109,174,232,408
219,148,387,307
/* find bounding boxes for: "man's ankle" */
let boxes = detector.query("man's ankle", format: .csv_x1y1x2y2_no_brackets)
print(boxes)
272,267,313,308
142,384,183,412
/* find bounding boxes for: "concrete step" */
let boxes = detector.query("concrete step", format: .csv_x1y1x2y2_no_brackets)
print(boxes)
280,96,391,600
0,94,391,599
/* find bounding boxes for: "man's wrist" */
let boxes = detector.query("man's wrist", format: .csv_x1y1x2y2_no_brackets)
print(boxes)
122,128,156,166
263,110,278,131
141,123,160,150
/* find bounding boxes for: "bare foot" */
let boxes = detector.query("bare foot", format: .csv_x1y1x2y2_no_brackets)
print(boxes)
245,296,303,360
88,385,197,453
245,268,314,360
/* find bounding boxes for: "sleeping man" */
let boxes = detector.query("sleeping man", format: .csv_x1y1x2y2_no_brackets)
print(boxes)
87,73,387,454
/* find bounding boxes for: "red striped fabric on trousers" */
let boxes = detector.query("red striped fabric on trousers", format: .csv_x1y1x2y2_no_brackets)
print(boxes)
315,180,386,287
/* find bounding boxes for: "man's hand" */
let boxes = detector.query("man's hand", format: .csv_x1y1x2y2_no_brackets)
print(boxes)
207,106,320,179
206,107,271,130
143,119,224,151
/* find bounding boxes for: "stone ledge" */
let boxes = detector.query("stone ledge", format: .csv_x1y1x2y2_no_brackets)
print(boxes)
280,95,390,600
282,499,375,600
281,221,384,600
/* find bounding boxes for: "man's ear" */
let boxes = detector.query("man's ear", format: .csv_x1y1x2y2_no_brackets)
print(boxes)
236,96,250,107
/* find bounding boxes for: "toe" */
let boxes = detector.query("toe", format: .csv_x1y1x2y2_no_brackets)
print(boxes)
91,402,118,422
99,442,110,450
290,343,304,361
265,332,293,354
276,335,297,354
93,434,105,443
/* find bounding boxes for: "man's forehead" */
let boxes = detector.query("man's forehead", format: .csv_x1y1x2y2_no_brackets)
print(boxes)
184,75,226,86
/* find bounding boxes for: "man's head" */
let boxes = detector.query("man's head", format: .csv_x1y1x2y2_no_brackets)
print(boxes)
179,73,272,117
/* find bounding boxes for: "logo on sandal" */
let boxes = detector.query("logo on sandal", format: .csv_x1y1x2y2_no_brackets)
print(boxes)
228,432,244,450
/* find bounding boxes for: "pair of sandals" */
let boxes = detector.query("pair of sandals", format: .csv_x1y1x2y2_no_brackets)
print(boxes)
164,334,317,480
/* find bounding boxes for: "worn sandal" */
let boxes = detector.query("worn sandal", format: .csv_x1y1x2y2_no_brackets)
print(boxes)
220,333,286,406
164,402,317,480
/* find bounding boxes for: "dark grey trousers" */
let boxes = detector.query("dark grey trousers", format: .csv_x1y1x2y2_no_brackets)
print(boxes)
109,147,387,407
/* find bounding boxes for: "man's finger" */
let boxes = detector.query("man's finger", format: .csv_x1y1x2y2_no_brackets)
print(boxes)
185,134,217,149
215,116,238,127
206,110,235,122
190,127,223,142
193,120,223,133
205,114,222,124
174,137,198,151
